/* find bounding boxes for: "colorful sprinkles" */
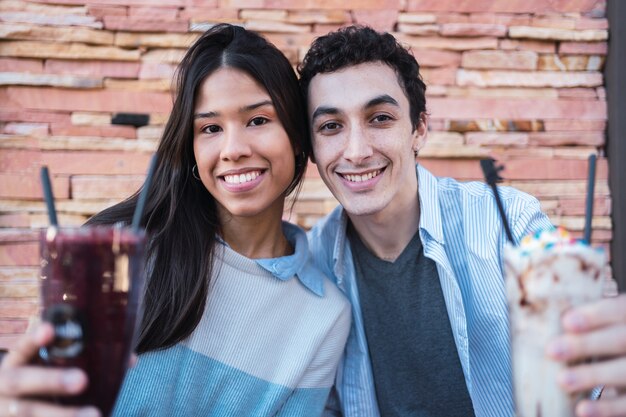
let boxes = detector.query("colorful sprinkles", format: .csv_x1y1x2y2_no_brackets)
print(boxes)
518,226,592,255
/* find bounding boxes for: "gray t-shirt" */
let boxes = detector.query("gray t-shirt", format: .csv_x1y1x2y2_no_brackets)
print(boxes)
348,224,475,417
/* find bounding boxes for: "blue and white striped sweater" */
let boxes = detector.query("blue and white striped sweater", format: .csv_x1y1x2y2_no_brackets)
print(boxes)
113,223,351,416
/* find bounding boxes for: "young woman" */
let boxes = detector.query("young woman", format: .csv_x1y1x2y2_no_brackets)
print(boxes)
0,24,350,417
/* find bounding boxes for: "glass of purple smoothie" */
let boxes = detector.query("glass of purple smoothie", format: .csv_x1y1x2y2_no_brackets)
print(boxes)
38,225,147,416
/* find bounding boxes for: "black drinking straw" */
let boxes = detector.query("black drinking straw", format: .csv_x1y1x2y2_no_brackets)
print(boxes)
131,154,157,232
583,154,597,244
480,158,515,245
40,166,58,226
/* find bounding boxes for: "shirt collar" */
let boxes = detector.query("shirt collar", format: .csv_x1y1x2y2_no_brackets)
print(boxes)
416,164,445,245
253,222,325,297
331,208,350,287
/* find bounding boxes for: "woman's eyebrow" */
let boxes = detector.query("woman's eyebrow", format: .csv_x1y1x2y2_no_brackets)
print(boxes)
194,100,274,119
240,100,273,113
194,111,218,119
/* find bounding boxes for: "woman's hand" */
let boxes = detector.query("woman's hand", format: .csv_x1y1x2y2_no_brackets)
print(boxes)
546,294,626,417
0,323,100,417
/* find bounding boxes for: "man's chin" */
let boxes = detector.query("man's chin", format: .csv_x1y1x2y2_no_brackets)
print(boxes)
321,180,388,217
340,200,387,218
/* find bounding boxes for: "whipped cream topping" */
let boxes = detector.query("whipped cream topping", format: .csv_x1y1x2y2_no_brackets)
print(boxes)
505,226,605,304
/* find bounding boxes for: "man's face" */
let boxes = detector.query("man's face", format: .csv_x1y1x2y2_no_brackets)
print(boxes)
307,62,426,218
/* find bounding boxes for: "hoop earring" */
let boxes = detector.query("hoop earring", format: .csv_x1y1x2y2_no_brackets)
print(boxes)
192,164,201,180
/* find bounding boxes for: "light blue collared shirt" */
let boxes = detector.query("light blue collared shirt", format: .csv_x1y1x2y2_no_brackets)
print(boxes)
308,164,552,417
219,221,325,296
255,222,325,297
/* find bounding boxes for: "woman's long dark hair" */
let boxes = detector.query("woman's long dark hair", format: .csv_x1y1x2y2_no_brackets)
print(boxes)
87,24,310,353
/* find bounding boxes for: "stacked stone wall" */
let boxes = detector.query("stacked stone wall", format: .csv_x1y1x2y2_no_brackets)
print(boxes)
0,0,610,349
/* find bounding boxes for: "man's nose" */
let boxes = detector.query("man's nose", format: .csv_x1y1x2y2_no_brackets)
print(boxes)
342,124,373,165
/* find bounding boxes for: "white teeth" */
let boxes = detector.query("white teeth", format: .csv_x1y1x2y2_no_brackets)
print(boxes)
224,171,261,184
343,169,381,183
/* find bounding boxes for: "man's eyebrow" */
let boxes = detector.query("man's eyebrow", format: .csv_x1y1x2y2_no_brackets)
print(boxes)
310,95,399,122
193,100,273,119
311,106,340,121
365,94,399,109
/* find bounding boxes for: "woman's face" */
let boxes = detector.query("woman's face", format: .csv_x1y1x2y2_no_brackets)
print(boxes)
192,67,295,221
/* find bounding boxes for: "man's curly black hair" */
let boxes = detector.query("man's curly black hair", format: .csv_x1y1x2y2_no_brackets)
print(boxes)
298,25,427,131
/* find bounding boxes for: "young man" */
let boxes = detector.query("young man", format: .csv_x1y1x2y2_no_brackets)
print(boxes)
299,26,626,417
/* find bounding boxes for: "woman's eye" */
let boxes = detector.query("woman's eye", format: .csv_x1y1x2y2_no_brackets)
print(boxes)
249,117,268,126
319,122,340,132
202,124,222,134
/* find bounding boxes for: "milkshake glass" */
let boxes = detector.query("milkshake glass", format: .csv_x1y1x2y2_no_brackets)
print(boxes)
504,227,605,417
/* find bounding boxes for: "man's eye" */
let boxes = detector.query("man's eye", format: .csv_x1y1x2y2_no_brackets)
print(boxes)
202,125,222,134
372,114,392,123
249,117,268,126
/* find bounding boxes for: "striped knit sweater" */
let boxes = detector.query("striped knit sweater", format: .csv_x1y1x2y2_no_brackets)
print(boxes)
112,223,351,416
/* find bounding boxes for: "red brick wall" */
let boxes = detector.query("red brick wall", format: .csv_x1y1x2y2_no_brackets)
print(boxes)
0,0,610,349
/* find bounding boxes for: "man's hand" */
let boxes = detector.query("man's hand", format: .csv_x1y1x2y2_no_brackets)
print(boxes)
546,294,626,417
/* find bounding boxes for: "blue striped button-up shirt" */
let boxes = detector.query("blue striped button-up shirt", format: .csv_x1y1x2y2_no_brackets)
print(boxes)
308,164,552,417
